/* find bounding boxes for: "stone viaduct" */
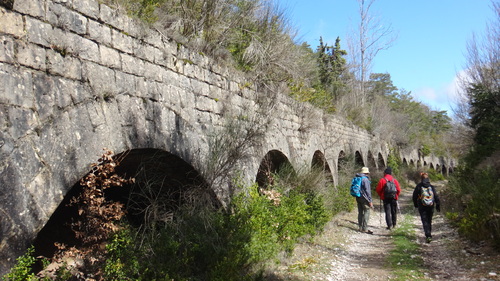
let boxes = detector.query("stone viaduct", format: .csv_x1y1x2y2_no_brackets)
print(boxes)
0,0,455,274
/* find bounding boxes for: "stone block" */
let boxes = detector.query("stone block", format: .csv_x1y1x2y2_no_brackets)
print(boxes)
82,61,116,96
33,72,56,122
114,70,136,95
16,42,47,70
143,61,162,82
143,28,163,49
7,106,36,139
67,79,90,104
72,0,98,19
121,52,144,76
99,4,128,33
26,17,52,47
112,29,134,54
99,45,121,69
191,79,210,97
72,34,99,63
13,0,45,19
0,8,24,37
0,63,34,108
46,48,82,80
0,35,15,63
134,40,156,63
52,76,76,109
46,2,87,35
87,19,112,46
195,95,219,114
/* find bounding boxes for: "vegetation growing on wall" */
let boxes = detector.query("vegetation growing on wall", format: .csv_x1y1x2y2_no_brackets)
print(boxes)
99,0,452,157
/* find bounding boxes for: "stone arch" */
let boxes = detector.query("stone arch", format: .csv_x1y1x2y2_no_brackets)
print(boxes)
410,159,415,167
355,151,364,168
338,150,347,173
429,163,435,170
442,164,447,176
402,158,408,167
417,160,422,168
367,151,377,171
256,150,293,187
33,148,215,262
377,152,386,170
311,150,334,184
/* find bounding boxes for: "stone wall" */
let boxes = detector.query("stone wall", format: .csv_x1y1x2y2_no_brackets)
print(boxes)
0,0,452,274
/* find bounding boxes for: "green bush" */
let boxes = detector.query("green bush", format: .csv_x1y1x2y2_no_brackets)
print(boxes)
99,182,328,281
2,246,37,281
427,168,445,181
104,227,141,280
448,166,500,247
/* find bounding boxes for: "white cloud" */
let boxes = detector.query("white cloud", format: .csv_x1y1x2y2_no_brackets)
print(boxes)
412,71,469,114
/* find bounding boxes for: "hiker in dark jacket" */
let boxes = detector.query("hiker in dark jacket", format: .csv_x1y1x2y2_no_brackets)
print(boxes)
412,172,441,243
356,167,374,234
376,167,401,230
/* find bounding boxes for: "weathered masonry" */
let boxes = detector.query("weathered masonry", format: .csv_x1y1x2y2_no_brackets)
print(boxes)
0,0,455,274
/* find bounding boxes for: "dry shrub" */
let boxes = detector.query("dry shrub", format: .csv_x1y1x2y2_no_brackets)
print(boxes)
39,149,134,280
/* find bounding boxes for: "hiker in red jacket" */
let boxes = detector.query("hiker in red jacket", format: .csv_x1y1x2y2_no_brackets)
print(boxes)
376,167,401,230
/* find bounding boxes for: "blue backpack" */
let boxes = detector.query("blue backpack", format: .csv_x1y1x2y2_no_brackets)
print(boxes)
350,176,366,197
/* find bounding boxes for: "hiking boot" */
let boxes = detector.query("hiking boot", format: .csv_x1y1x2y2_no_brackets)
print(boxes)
366,230,373,234
426,237,432,243
386,226,391,230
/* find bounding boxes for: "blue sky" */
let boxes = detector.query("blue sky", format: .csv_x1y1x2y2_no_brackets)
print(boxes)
276,0,495,114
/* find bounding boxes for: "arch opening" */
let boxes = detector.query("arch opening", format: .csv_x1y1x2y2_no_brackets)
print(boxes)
355,151,364,168
256,150,293,188
377,153,386,170
311,150,334,184
33,148,216,264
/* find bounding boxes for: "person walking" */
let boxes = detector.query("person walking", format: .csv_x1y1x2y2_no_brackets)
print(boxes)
376,167,401,230
355,167,374,234
413,172,441,243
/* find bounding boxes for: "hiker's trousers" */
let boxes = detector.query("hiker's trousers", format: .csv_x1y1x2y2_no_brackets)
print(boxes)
383,198,398,228
418,206,434,238
356,197,371,231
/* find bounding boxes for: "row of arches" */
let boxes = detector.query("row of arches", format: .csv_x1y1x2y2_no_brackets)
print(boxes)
34,146,452,262
256,149,387,187
402,158,454,176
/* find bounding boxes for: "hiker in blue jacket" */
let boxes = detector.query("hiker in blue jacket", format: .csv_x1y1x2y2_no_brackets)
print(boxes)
412,172,441,243
356,167,374,234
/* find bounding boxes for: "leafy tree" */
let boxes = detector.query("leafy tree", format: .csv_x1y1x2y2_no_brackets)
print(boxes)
367,72,398,100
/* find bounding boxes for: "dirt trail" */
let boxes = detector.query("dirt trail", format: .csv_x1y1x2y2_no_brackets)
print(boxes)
265,183,500,281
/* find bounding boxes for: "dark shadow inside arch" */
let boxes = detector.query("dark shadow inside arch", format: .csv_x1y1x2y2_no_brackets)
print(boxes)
441,165,447,175
355,151,364,168
378,153,385,169
256,150,292,188
33,148,216,263
337,150,347,173
311,150,334,184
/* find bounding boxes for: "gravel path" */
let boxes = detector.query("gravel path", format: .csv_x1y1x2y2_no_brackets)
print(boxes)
265,183,500,281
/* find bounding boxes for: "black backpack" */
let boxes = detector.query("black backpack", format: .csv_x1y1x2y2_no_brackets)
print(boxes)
383,177,397,199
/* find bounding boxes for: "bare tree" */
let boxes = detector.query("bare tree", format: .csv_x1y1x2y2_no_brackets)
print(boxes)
347,0,397,106
452,1,500,154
